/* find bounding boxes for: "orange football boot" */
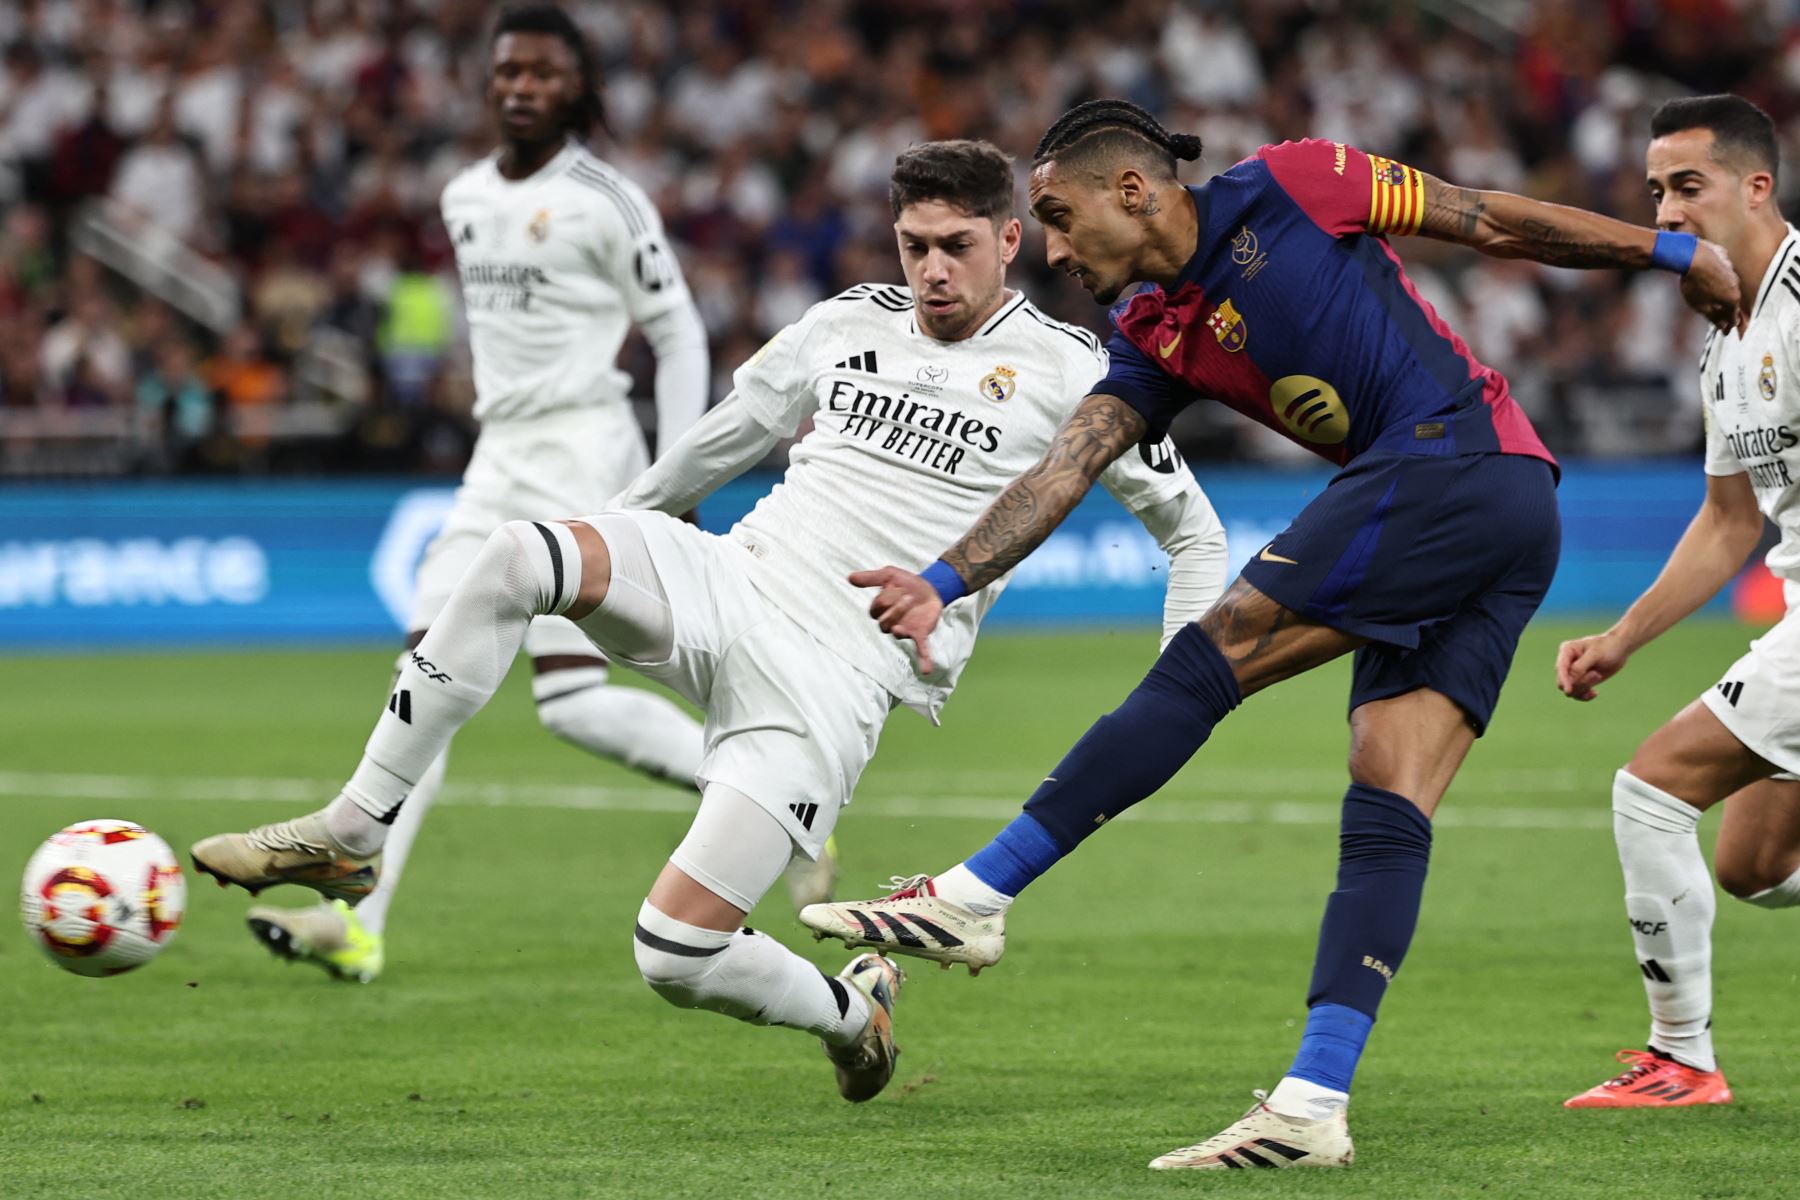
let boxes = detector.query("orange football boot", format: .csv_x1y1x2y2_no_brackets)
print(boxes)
1564,1048,1732,1109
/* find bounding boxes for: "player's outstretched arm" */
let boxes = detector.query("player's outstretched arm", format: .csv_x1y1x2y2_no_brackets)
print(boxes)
1557,472,1765,700
948,392,1147,589
608,393,783,517
853,393,1147,672
1415,174,1743,332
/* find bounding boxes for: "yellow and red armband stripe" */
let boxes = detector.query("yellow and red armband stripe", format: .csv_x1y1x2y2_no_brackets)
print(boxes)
1366,155,1424,236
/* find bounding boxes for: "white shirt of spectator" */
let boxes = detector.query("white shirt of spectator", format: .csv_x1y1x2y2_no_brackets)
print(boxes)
723,284,1200,716
441,139,693,423
1701,224,1800,582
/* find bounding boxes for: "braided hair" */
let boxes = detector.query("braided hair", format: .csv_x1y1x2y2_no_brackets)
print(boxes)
1033,99,1202,178
492,4,608,138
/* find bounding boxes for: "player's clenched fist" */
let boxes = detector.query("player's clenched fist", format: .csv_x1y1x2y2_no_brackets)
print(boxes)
849,566,944,673
1556,630,1634,701
1682,238,1745,333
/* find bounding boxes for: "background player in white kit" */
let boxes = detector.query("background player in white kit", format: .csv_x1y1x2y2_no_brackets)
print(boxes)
192,139,1227,1100
1558,96,1800,1108
238,7,715,982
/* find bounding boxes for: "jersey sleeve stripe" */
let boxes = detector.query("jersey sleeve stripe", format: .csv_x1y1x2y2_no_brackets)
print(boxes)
567,163,649,237
1024,306,1103,354
1751,236,1798,319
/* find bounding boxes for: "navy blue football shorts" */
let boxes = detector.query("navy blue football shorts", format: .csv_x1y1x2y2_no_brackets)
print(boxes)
1238,451,1560,734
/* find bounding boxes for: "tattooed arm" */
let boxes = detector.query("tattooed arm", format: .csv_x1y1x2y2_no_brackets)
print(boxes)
945,392,1146,591
1416,174,1741,330
849,393,1146,673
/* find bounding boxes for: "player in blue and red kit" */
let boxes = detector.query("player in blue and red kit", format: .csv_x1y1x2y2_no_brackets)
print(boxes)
801,100,1745,1170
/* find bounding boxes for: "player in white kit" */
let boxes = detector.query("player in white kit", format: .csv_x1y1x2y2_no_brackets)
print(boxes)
1558,96,1800,1109
192,139,1228,1100
237,7,714,981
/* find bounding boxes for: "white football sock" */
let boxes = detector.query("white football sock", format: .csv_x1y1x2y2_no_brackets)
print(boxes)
1613,768,1717,1072
349,749,446,935
1266,1075,1349,1121
633,902,870,1044
330,520,582,849
931,862,1013,916
1742,863,1800,909
533,667,702,787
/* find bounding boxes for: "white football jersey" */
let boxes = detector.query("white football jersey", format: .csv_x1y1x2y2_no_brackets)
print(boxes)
441,139,692,423
728,284,1202,715
1700,225,1800,582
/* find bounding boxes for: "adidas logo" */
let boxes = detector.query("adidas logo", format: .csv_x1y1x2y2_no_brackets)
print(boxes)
1640,958,1672,983
839,906,965,949
834,350,879,373
1211,1138,1310,1168
1139,436,1180,475
387,689,412,723
1716,680,1744,707
788,802,819,831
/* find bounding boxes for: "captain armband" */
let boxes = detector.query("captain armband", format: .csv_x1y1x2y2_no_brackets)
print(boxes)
1366,155,1425,237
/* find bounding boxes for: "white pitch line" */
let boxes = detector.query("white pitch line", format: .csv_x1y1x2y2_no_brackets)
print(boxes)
0,770,1610,832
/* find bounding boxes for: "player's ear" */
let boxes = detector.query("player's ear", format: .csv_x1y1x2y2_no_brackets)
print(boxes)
1117,166,1164,218
997,217,1022,265
1744,168,1776,211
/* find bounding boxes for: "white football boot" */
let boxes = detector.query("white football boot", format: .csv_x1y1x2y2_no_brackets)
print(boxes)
1149,1090,1354,1170
823,953,905,1102
799,874,1003,975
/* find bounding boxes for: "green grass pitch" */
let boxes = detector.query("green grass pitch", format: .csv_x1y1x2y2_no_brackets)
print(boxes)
2,621,1793,1198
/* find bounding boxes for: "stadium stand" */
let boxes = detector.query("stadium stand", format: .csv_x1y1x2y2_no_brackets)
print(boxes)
0,0,1792,477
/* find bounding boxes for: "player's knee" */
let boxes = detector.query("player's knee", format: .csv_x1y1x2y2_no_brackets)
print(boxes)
632,919,720,1009
473,520,577,617
1715,850,1798,902
1716,859,1766,900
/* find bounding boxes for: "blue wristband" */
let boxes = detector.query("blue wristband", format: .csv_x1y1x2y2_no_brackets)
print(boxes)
1651,230,1697,274
920,559,968,606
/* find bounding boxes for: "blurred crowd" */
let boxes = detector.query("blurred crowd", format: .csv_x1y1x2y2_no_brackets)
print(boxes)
2,0,1798,477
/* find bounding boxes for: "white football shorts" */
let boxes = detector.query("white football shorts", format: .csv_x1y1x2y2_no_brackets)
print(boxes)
1701,580,1800,778
577,508,894,860
411,405,649,658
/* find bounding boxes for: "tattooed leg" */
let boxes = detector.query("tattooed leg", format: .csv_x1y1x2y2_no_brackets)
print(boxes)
932,579,1359,901
1198,576,1362,697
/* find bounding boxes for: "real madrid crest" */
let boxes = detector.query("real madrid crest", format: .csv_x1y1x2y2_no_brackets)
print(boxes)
980,365,1016,403
528,208,551,243
1760,353,1777,403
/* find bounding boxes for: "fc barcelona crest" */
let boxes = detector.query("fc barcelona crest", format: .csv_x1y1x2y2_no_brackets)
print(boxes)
980,365,1016,403
1207,299,1247,352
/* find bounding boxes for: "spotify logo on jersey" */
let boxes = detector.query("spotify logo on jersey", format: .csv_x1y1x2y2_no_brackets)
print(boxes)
1270,375,1348,445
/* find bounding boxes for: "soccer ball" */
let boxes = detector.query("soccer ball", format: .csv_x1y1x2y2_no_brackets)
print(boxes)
20,820,187,977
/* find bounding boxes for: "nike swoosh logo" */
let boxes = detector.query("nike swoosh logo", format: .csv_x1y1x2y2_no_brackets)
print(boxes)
1258,547,1298,565
1158,333,1182,359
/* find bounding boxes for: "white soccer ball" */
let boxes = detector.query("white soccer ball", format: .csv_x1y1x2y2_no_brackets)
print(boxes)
20,819,187,977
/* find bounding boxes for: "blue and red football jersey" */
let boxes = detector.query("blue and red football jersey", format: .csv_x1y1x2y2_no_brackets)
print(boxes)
1096,139,1556,474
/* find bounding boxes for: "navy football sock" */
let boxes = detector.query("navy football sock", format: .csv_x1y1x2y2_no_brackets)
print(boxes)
963,624,1241,897
1286,782,1433,1093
